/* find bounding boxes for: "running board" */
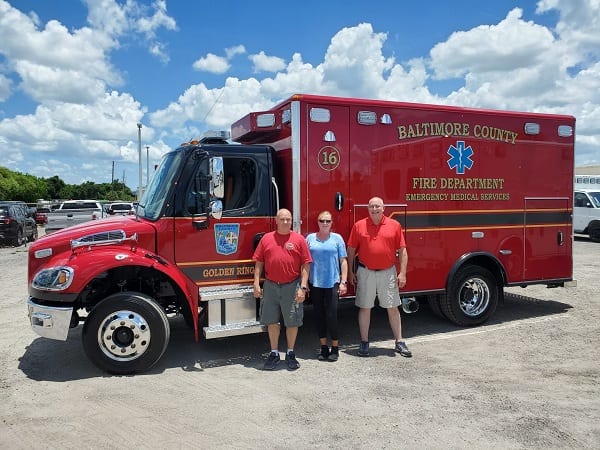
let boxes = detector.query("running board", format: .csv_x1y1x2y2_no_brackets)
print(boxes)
199,285,265,339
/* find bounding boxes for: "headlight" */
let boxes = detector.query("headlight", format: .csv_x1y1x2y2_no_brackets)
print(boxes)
32,266,74,291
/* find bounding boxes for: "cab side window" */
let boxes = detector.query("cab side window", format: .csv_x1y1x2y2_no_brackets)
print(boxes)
574,193,588,208
222,157,256,212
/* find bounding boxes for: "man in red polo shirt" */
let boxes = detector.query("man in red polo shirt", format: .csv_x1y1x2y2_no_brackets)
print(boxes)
253,208,312,370
347,197,412,358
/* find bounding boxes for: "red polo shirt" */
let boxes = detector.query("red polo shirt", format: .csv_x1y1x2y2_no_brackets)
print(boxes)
347,215,406,270
252,230,312,283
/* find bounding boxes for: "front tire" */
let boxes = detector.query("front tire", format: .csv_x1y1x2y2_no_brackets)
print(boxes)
589,223,600,243
426,294,446,319
29,226,38,242
82,292,170,375
440,265,499,326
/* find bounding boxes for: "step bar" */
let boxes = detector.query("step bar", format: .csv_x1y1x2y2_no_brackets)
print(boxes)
199,285,265,339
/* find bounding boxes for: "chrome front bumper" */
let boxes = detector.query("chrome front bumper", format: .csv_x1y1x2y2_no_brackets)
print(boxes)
27,298,73,341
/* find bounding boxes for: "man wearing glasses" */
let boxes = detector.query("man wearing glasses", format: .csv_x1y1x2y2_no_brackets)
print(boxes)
347,197,412,358
253,209,312,370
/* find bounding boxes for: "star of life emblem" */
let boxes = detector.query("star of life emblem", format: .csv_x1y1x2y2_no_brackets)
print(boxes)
447,141,474,174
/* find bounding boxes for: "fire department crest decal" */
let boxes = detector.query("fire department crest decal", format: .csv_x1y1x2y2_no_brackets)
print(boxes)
214,223,240,255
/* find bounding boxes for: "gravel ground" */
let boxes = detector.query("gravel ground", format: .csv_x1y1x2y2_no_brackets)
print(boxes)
1,230,599,449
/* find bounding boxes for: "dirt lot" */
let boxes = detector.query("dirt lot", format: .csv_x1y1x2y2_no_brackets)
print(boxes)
1,230,599,449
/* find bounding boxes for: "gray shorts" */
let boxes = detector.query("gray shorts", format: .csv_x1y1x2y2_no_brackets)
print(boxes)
355,265,401,309
260,279,304,327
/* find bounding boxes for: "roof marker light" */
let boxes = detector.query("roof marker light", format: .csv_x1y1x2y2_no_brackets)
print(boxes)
524,123,540,135
558,125,573,137
310,108,330,123
256,113,275,127
358,111,377,125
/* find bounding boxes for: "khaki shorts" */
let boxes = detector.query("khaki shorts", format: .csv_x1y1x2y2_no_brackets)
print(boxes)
260,279,304,327
355,265,401,309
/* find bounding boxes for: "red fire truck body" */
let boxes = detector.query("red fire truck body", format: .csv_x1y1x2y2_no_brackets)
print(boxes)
26,94,576,374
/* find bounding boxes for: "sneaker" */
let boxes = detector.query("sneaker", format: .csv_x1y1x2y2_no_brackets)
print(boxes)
285,351,300,370
395,341,412,358
263,351,280,370
328,347,339,362
318,346,330,361
358,341,369,357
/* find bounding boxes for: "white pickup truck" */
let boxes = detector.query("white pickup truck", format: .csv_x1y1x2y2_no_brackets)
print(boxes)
573,187,600,242
45,200,105,234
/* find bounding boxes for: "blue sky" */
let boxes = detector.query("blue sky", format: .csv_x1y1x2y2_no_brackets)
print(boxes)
0,0,598,192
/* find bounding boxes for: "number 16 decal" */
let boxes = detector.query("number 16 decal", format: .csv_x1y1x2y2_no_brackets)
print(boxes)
317,146,341,171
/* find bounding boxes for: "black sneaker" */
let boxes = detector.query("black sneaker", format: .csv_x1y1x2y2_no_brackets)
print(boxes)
263,351,281,370
395,341,412,358
318,346,330,361
328,346,339,362
358,341,369,357
285,351,300,370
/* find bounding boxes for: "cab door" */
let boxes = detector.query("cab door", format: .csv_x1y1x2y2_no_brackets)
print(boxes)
172,151,275,289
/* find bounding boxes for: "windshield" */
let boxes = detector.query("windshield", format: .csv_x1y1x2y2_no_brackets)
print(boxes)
589,191,600,208
138,150,184,220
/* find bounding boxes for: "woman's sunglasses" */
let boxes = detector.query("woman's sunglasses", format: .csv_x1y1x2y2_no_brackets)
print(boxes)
318,219,332,223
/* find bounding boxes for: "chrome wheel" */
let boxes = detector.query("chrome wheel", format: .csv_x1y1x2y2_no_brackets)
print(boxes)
97,310,151,361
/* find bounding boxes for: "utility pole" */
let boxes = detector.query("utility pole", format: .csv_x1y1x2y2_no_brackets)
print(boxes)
146,145,150,187
137,122,142,201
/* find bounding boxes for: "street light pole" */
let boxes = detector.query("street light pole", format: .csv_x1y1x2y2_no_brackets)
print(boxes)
137,123,142,200
146,145,150,187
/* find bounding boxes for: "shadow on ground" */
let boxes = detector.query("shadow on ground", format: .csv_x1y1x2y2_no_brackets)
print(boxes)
18,291,572,381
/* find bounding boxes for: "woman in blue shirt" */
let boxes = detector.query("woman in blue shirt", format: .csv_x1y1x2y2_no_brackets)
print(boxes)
306,211,348,361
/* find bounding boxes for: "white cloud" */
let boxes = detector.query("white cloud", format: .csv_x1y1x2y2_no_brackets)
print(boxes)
249,51,286,73
2,0,600,188
192,53,231,74
0,73,12,102
430,9,559,79
83,0,177,62
134,0,177,38
226,45,246,59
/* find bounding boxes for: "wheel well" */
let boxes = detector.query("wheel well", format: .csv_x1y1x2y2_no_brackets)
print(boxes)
447,253,506,291
77,265,190,318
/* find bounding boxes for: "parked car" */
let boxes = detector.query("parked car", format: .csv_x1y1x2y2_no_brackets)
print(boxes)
35,207,50,225
45,200,105,234
0,202,38,246
107,202,135,216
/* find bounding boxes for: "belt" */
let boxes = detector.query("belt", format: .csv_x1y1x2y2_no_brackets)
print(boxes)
357,262,388,272
266,278,298,286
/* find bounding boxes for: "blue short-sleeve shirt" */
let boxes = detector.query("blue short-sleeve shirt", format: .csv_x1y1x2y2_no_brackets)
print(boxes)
306,232,347,288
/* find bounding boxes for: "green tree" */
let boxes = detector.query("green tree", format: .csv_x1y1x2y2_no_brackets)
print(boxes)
0,167,135,203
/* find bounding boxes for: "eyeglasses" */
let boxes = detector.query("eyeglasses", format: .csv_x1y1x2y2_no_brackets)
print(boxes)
318,219,332,223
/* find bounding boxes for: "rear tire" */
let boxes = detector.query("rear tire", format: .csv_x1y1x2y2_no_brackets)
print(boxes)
82,292,170,375
440,265,499,326
11,229,24,247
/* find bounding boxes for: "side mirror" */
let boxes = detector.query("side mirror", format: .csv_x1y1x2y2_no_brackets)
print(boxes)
210,200,223,220
210,157,224,199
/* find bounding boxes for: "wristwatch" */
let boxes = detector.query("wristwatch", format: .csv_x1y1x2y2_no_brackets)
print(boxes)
340,281,347,285
300,286,308,291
